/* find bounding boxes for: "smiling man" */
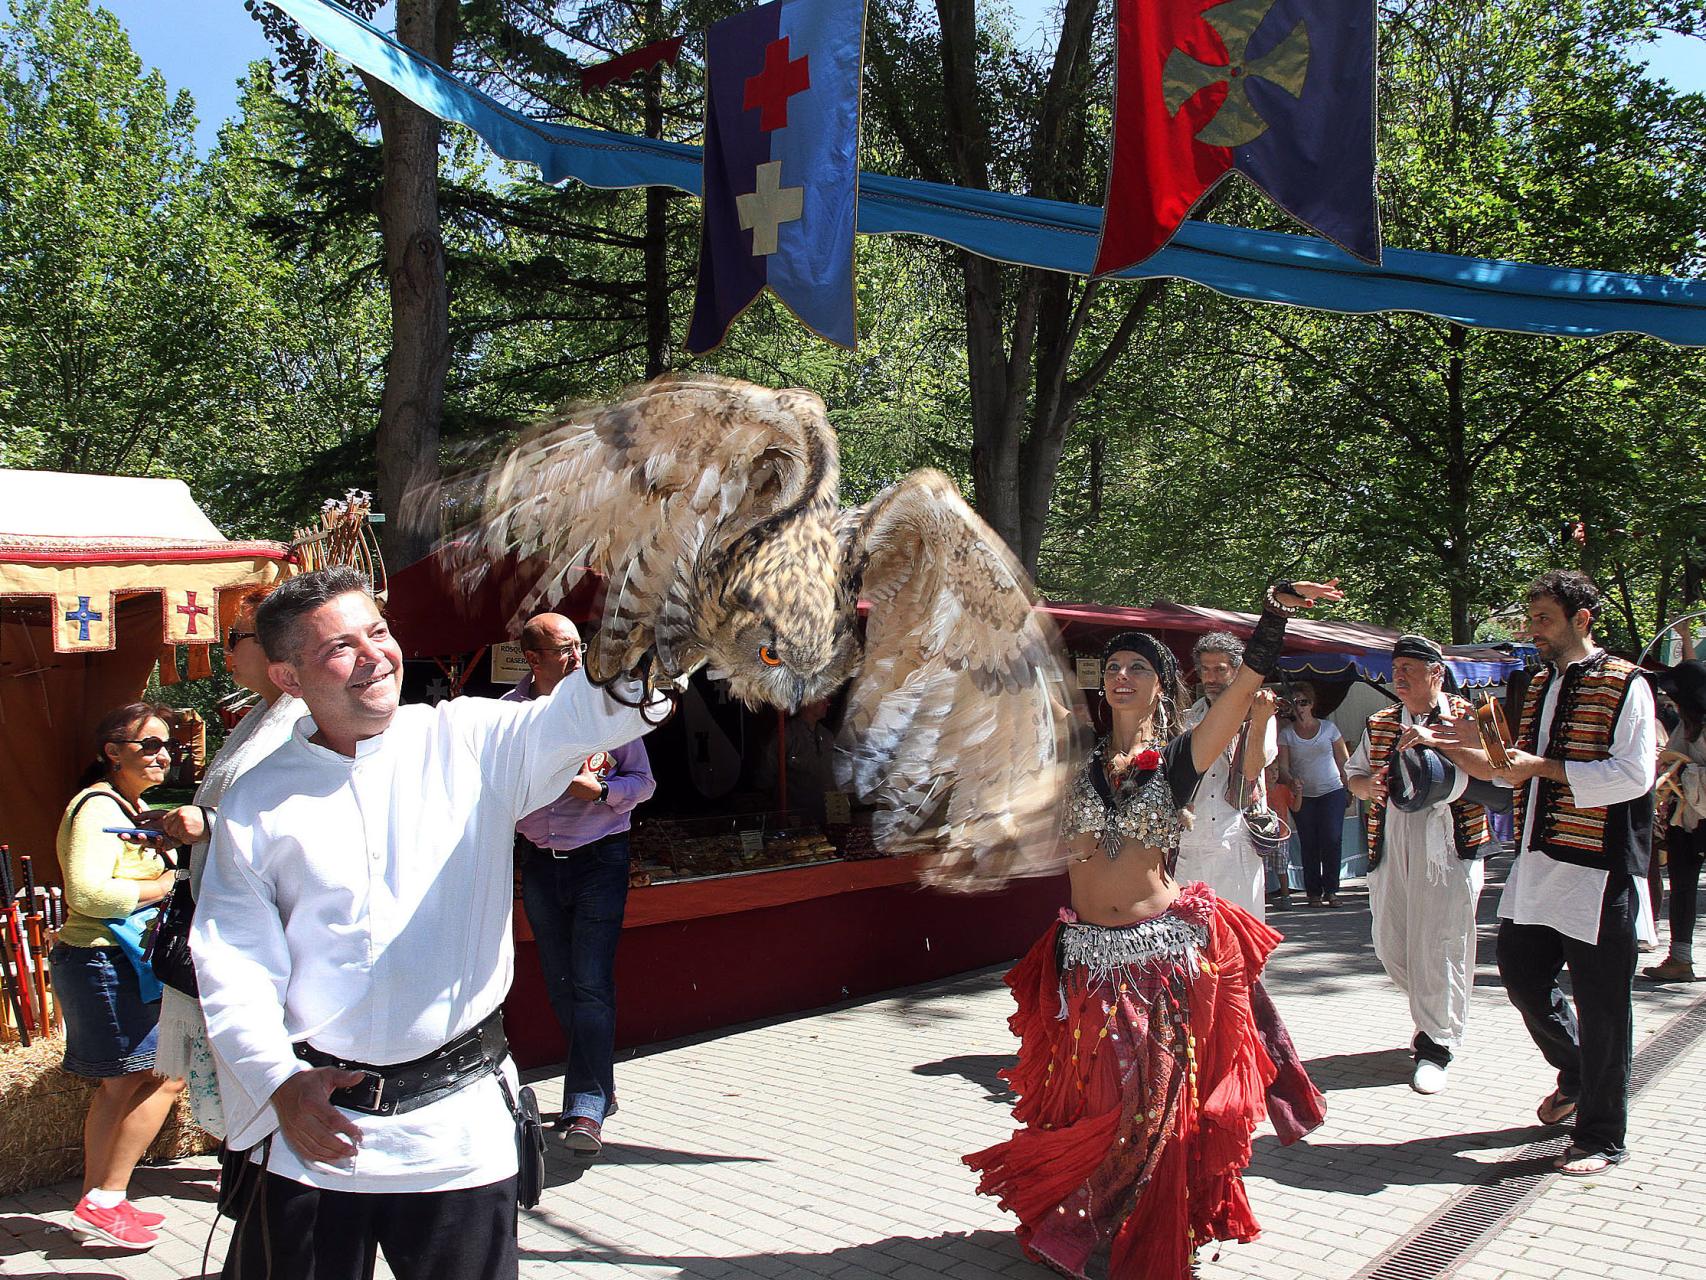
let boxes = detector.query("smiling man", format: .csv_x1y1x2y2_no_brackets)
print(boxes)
191,568,666,1280
1345,635,1495,1095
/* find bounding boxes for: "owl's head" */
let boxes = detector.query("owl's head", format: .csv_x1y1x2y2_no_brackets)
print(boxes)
704,520,858,712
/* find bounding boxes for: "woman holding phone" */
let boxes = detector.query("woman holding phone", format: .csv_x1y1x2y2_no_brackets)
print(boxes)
50,702,185,1251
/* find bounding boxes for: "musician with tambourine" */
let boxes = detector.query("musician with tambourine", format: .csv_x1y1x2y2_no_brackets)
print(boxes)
1414,572,1658,1179
1344,634,1495,1097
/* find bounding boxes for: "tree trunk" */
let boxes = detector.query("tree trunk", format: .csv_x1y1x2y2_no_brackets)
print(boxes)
361,0,452,569
642,0,670,376
1442,324,1474,643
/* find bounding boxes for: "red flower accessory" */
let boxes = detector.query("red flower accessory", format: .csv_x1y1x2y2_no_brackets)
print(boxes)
1134,748,1162,772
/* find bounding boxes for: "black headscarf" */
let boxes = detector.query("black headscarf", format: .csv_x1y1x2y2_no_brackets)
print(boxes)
1099,630,1183,738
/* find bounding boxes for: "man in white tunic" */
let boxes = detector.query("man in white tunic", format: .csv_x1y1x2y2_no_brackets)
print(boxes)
1345,635,1494,1095
1433,571,1656,1176
1179,631,1279,921
193,567,664,1280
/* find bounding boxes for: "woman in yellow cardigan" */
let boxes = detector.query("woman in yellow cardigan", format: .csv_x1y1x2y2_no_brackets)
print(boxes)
51,702,185,1252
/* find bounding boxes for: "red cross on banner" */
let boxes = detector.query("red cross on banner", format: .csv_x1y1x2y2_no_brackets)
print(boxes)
166,587,215,643
743,37,810,131
177,591,210,635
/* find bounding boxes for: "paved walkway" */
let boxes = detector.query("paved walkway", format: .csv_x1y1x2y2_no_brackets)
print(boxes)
5,852,1705,1279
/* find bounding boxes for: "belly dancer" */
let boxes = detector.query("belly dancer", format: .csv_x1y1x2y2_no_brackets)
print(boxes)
966,582,1334,1279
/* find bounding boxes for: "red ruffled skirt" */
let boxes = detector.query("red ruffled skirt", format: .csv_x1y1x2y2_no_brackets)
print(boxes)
965,883,1325,1280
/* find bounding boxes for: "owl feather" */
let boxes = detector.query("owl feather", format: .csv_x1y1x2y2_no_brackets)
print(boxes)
452,375,1083,889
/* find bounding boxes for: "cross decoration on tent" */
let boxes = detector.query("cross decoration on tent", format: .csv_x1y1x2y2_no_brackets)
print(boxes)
687,0,867,354
168,588,213,643
58,594,109,651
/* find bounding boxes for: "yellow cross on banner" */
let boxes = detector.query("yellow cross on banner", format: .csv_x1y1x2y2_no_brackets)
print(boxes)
736,160,805,256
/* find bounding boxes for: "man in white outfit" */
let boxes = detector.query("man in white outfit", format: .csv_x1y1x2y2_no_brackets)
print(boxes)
1179,631,1278,922
193,567,665,1280
1345,635,1494,1095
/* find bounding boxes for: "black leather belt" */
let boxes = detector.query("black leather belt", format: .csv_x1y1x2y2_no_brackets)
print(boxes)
292,1010,508,1117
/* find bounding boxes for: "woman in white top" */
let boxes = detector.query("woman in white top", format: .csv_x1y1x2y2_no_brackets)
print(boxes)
137,587,301,1137
1278,682,1350,906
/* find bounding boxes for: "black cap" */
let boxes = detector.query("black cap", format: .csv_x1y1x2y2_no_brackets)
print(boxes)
1392,634,1444,664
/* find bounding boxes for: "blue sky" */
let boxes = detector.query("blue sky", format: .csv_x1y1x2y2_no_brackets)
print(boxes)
17,2,1706,154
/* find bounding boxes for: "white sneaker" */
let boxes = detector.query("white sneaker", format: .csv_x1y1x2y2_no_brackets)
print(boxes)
1411,1060,1448,1095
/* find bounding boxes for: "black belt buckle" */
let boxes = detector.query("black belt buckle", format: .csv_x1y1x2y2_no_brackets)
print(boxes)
335,1071,387,1115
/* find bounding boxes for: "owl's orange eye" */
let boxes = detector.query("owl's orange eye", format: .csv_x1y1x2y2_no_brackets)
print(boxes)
759,645,782,667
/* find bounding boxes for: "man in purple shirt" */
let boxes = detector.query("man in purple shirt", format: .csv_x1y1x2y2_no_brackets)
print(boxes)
503,613,656,1155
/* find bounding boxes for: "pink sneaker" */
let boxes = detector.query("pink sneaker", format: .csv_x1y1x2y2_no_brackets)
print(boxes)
71,1195,158,1250
121,1200,166,1228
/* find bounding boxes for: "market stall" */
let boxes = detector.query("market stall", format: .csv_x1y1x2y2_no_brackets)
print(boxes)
0,470,290,887
389,555,1529,1064
0,469,289,1193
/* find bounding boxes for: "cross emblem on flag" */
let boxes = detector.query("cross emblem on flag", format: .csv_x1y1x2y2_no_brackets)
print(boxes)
688,0,867,354
744,37,810,131
738,161,805,255
1093,0,1379,276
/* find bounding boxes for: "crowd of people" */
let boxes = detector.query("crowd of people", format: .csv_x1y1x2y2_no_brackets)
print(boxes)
33,564,1703,1280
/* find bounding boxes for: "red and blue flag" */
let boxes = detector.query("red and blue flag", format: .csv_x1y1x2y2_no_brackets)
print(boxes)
687,0,866,354
1094,0,1380,276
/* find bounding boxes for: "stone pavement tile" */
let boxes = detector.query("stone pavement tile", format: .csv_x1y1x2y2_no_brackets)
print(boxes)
7,855,1706,1280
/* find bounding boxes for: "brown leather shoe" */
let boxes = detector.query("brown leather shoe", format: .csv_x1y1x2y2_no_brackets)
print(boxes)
1641,957,1696,983
563,1116,603,1156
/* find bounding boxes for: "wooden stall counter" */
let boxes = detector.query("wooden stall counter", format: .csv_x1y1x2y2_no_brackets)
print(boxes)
504,855,1068,1070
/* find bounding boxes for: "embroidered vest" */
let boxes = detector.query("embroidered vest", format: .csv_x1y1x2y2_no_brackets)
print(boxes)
1511,652,1653,875
1362,698,1491,869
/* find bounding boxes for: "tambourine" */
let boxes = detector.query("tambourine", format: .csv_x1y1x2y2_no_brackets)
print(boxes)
1475,695,1513,770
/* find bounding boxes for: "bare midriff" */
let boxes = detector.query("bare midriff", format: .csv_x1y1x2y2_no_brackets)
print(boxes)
1065,833,1181,926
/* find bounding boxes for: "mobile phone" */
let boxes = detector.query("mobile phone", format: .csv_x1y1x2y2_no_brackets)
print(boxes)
103,826,163,840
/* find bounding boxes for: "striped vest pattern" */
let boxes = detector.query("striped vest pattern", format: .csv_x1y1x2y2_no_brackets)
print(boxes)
1511,652,1651,872
1363,698,1491,869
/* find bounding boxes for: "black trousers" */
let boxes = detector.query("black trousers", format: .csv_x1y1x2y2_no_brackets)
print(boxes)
221,1171,518,1280
1666,824,1706,960
1496,873,1638,1159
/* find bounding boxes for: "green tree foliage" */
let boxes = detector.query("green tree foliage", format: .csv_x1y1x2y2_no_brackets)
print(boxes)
1036,0,1706,643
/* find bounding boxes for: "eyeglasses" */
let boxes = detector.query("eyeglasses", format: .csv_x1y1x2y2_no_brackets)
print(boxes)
533,642,584,657
226,628,257,650
1103,662,1156,679
122,737,181,758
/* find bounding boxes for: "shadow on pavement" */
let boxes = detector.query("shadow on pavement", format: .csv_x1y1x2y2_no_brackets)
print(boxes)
911,1053,1016,1103
1299,1047,1414,1092
1250,1122,1556,1196
520,1225,1028,1278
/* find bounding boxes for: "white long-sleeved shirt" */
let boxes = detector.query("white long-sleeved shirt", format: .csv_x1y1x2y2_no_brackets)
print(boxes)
1497,650,1657,945
1179,697,1278,844
193,672,661,1192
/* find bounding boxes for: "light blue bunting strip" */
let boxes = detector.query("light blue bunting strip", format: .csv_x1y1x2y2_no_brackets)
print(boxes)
267,0,1706,346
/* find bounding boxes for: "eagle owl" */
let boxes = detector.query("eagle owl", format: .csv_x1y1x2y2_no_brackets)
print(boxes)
453,376,1083,889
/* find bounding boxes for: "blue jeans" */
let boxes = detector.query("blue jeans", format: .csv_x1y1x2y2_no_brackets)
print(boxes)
1296,788,1348,898
520,832,630,1122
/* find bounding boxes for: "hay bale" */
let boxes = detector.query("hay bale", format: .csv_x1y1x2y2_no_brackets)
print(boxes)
0,1033,217,1197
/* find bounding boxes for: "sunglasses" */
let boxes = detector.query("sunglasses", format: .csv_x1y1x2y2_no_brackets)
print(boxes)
122,737,182,758
226,628,257,650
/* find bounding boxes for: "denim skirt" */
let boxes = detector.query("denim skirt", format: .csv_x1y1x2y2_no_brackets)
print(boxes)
49,943,160,1077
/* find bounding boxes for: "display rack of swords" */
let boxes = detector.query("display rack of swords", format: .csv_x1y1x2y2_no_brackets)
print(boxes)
0,847,65,1045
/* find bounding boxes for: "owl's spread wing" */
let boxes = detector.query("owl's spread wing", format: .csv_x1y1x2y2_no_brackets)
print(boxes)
835,470,1084,890
451,376,839,682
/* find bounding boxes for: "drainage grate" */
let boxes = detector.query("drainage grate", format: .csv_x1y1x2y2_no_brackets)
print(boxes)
1351,990,1706,1280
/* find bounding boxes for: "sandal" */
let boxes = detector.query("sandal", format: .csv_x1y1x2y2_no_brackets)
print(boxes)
1536,1089,1577,1126
1554,1146,1617,1176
